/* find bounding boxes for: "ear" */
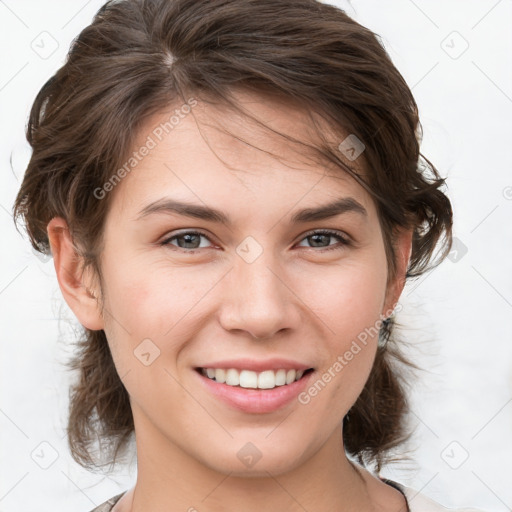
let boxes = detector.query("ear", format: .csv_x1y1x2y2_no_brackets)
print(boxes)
382,227,413,317
47,217,104,330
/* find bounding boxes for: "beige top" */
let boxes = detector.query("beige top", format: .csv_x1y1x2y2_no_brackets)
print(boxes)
89,479,487,511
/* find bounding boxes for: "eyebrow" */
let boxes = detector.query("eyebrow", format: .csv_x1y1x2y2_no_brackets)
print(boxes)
135,196,367,225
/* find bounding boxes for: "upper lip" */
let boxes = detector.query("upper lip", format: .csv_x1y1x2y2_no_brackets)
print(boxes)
196,358,314,372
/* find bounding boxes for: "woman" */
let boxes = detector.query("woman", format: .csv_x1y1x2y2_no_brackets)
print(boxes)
13,0,485,510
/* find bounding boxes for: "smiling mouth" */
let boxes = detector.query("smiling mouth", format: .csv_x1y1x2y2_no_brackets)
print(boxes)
195,367,314,390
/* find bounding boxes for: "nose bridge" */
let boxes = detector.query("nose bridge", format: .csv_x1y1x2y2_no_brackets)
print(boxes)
219,240,298,339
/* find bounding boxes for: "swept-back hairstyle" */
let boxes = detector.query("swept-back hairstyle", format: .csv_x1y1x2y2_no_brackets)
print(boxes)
13,0,452,472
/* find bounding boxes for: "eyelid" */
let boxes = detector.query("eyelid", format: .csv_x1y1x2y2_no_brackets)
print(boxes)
159,229,216,248
299,228,352,244
295,229,352,252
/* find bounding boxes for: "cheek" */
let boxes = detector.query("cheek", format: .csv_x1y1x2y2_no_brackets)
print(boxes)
293,254,388,407
293,253,388,342
99,255,223,367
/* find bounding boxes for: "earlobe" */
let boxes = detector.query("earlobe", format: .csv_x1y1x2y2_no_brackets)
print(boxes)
47,217,104,331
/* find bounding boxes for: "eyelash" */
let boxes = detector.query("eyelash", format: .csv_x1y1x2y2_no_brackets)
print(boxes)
159,229,351,254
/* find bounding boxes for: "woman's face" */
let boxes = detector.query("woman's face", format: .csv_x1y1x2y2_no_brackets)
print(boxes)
80,92,408,476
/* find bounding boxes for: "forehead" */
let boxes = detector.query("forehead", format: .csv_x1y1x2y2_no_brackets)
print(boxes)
108,90,377,224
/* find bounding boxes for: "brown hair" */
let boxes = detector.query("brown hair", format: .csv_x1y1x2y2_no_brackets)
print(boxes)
13,0,452,473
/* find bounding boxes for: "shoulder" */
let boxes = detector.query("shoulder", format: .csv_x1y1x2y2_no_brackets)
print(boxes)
88,492,126,512
385,479,488,512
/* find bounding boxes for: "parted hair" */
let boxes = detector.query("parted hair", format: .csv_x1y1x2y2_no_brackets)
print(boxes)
13,0,452,472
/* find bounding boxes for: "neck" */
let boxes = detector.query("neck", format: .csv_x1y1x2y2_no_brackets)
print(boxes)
122,411,372,512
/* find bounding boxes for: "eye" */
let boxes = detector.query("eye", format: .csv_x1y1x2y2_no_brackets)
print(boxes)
296,229,351,251
160,230,214,252
160,229,351,254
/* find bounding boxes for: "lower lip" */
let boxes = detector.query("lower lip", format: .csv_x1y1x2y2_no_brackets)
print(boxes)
195,369,314,414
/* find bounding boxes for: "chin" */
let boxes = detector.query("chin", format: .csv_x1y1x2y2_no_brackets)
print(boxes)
198,443,304,478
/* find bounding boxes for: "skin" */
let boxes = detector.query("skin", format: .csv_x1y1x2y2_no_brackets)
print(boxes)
48,91,412,512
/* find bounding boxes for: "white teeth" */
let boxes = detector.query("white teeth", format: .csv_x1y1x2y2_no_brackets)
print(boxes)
258,370,275,389
239,370,258,388
200,367,309,389
225,368,239,386
274,369,287,386
214,368,226,383
285,369,295,384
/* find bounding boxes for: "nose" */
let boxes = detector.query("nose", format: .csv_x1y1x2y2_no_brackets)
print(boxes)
218,251,301,340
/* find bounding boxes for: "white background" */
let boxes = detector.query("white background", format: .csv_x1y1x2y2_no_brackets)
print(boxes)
0,1,511,511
